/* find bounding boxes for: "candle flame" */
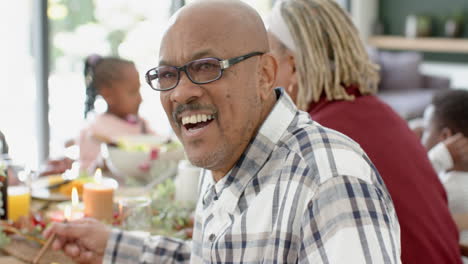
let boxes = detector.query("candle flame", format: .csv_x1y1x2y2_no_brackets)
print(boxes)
94,168,102,184
71,187,79,206
64,205,72,221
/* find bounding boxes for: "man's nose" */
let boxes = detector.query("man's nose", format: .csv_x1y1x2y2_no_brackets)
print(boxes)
170,71,203,104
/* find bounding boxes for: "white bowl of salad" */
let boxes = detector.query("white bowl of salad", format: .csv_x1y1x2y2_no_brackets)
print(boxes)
101,135,184,186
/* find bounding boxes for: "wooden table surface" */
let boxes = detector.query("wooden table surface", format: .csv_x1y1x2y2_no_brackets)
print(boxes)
0,198,75,264
0,256,25,264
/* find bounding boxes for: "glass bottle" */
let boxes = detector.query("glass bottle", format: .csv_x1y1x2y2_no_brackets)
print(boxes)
0,159,8,220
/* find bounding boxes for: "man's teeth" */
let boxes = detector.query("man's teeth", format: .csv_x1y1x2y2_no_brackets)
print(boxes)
181,114,214,125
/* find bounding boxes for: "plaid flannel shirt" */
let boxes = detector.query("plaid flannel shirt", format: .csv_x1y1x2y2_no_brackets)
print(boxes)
104,88,401,263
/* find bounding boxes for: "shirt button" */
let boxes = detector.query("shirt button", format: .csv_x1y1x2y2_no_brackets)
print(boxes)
208,234,216,242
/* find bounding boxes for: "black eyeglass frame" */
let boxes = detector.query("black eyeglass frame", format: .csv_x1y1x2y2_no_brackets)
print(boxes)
145,51,264,91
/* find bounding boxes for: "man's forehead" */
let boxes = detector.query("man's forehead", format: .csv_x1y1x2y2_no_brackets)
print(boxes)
159,29,233,66
159,48,222,66
156,0,268,65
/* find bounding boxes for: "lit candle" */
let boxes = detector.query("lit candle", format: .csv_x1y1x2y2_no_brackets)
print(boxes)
49,205,84,222
71,187,79,210
70,187,84,220
64,205,72,221
83,169,115,222
49,187,84,222
94,168,103,184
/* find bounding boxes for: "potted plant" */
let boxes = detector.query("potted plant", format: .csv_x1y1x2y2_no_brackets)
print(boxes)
444,11,464,38
405,14,433,38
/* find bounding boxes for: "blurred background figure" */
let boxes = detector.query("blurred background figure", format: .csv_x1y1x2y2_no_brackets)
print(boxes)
422,90,468,174
267,0,461,263
40,55,155,176
79,55,154,172
420,90,468,263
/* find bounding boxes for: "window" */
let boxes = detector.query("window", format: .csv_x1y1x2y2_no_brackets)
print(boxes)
0,0,38,167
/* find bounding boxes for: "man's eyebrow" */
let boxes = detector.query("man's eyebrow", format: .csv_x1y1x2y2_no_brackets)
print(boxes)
190,50,216,61
158,49,217,66
158,59,169,66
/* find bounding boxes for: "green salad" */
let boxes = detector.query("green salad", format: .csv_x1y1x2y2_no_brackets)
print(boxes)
148,179,195,239
117,139,182,153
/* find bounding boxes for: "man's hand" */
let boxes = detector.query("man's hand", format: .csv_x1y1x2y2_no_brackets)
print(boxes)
43,218,111,264
444,133,468,171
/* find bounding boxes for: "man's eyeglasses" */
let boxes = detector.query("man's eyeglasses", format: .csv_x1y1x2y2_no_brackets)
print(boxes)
145,52,264,91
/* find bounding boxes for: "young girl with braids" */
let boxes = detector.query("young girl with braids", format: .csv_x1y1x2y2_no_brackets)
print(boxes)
267,0,461,263
78,55,154,172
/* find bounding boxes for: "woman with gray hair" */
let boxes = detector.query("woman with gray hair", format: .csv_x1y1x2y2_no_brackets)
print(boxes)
268,0,461,263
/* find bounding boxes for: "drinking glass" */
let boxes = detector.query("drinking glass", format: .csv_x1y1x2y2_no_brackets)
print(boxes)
118,196,152,231
7,185,31,221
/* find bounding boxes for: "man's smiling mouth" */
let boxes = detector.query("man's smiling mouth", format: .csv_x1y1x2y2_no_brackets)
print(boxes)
181,114,215,131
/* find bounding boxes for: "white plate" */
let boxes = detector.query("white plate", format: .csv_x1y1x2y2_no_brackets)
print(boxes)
30,176,118,201
30,176,70,201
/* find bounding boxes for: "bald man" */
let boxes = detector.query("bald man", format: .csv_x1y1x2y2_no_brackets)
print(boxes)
45,1,400,263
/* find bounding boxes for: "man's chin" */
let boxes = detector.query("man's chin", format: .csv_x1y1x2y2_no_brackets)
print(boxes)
186,149,222,170
186,154,211,169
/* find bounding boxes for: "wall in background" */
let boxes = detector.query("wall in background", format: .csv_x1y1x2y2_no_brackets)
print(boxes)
380,0,468,37
379,0,468,62
421,62,468,89
351,0,378,40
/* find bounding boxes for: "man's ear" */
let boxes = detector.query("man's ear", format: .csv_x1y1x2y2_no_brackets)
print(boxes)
440,127,454,140
258,53,278,101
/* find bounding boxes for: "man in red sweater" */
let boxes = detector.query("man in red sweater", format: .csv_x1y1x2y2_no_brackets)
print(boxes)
267,0,461,263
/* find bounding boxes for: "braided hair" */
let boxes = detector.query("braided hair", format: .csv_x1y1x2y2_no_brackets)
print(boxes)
83,55,135,118
279,0,380,111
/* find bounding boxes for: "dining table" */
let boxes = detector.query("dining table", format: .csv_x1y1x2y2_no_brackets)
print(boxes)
0,199,75,264
0,173,195,264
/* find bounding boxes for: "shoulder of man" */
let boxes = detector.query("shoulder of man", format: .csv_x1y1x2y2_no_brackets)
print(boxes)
278,114,375,186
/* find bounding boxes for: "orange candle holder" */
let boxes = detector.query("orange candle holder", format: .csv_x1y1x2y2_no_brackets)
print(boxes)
83,179,116,222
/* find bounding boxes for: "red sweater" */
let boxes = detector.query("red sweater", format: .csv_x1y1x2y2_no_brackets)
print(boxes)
308,87,461,264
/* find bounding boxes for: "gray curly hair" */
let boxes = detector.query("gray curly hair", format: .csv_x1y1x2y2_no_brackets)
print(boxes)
279,0,380,110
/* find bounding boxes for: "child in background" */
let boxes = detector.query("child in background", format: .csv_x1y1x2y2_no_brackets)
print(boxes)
410,106,468,175
78,55,155,173
422,90,468,174
422,89,468,263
